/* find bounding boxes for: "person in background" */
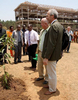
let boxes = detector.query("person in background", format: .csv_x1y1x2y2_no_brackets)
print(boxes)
12,25,23,64
42,9,63,95
73,29,78,43
66,26,73,53
0,23,7,65
7,26,14,37
7,26,14,57
25,24,39,71
36,18,50,84
22,25,27,55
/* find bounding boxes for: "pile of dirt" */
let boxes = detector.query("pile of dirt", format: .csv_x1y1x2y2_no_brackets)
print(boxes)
0,77,28,100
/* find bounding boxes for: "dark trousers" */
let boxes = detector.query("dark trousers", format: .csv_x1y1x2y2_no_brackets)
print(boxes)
14,42,22,62
27,44,37,68
23,43,26,55
67,41,71,52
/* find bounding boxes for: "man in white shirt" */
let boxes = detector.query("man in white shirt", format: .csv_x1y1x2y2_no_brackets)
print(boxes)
25,24,39,71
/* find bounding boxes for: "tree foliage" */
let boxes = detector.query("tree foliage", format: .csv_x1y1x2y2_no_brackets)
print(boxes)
0,19,16,30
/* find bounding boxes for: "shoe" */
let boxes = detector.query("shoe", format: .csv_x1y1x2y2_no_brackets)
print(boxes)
43,80,48,84
32,68,36,71
36,78,44,81
14,61,17,64
18,60,23,63
43,85,49,88
44,91,56,95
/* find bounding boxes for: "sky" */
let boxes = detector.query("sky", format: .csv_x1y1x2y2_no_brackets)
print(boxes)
0,0,78,21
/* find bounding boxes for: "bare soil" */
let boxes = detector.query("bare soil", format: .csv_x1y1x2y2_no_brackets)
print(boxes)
0,42,78,100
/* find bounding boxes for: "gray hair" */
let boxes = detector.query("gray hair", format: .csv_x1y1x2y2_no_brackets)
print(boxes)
49,9,58,18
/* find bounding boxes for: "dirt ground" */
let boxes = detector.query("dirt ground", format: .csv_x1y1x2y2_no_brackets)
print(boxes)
0,42,78,100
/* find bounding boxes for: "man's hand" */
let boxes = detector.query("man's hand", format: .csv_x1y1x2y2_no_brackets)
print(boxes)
43,58,48,65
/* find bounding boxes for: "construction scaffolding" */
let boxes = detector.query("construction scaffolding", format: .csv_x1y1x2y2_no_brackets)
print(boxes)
14,1,78,32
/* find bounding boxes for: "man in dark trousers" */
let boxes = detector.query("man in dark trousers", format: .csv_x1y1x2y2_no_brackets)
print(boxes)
12,25,23,64
25,24,39,71
22,25,27,55
0,23,7,65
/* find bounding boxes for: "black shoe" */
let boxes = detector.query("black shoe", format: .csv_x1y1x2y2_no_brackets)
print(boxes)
36,78,44,81
43,80,48,84
18,60,23,63
14,61,17,64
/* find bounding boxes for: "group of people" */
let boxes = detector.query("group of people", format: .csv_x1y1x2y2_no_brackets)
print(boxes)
0,8,75,95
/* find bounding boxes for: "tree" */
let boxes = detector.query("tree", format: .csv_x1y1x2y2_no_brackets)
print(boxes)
0,20,16,30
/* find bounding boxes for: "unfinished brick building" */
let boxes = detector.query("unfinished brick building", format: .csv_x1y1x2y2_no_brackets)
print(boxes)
14,1,78,32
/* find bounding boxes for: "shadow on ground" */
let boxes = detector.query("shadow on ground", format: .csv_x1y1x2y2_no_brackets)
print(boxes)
33,80,60,100
24,66,38,72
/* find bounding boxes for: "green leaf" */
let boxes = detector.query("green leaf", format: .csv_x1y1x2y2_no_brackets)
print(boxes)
3,74,7,84
2,49,5,54
4,77,7,84
8,59,11,64
5,72,9,78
